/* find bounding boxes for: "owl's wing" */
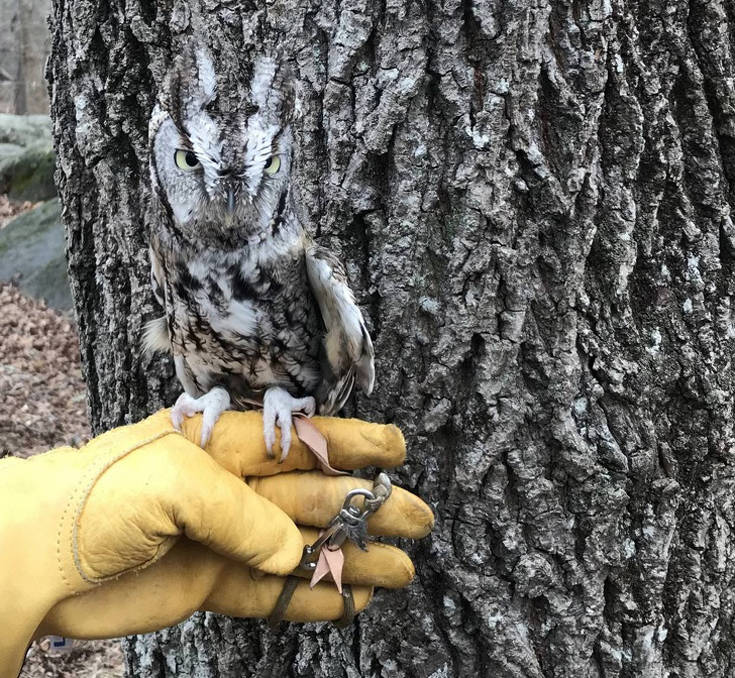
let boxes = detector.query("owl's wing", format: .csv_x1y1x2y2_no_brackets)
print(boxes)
150,246,166,308
142,246,172,355
305,244,375,415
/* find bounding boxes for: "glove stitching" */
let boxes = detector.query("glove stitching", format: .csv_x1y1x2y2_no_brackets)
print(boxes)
57,442,110,593
65,428,182,586
57,489,75,594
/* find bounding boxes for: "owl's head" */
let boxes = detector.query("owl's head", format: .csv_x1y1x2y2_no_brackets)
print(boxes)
149,48,295,243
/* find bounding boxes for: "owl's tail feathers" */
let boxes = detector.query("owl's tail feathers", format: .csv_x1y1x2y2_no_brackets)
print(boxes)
142,316,171,355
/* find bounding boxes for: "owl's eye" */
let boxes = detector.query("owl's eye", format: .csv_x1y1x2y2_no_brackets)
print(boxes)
174,149,200,171
264,156,281,175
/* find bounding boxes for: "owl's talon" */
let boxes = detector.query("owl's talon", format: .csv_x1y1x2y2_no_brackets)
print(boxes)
300,398,316,418
263,401,277,457
263,388,316,462
170,387,231,447
278,419,292,463
264,428,276,458
171,393,197,430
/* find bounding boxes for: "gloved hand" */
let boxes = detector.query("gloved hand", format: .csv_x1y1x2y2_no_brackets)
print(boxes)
0,410,433,678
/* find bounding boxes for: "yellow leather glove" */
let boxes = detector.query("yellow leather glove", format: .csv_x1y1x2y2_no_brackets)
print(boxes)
0,410,433,678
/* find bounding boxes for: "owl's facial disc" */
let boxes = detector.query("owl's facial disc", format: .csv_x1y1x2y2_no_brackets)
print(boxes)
152,104,292,238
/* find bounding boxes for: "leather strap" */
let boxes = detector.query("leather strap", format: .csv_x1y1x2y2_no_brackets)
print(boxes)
293,416,347,476
267,577,356,628
334,585,356,628
268,575,300,628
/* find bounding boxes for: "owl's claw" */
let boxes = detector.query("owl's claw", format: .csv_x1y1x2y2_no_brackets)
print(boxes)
171,387,231,447
263,387,316,462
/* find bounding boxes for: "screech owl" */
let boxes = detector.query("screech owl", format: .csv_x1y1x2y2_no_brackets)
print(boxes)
144,48,374,459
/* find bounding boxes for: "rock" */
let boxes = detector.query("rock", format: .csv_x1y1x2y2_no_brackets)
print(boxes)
0,143,24,159
0,142,56,201
0,198,71,310
0,113,51,145
0,115,55,200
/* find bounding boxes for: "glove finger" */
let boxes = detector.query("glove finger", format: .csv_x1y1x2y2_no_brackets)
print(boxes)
38,541,225,639
79,435,303,581
173,410,405,476
248,472,434,539
295,527,415,588
39,541,373,638
164,439,303,575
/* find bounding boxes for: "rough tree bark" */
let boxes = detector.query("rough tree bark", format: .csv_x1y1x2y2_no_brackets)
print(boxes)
47,0,735,676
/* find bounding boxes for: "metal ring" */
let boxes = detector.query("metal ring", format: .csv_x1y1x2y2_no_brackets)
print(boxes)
342,488,376,509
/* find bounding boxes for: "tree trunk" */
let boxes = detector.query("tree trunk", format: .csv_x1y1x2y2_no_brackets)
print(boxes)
0,0,52,114
48,0,735,676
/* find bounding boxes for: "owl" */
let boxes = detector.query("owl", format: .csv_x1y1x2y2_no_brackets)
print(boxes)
144,48,374,459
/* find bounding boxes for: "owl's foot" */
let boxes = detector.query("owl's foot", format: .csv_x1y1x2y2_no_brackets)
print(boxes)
171,387,231,447
263,387,316,462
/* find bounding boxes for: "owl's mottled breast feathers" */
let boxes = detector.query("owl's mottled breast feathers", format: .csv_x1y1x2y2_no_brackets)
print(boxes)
148,226,373,415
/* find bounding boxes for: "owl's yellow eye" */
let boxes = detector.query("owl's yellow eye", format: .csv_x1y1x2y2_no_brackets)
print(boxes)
174,149,200,171
264,156,281,175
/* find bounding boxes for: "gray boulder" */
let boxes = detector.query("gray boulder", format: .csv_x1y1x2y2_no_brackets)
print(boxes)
0,198,71,310
0,141,56,201
0,113,51,145
0,114,55,201
0,143,24,158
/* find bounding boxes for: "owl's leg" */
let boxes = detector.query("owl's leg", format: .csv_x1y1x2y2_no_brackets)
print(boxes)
171,387,231,447
263,386,316,462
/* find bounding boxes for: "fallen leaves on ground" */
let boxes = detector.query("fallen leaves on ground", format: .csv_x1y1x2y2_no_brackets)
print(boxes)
0,194,36,229
0,283,89,457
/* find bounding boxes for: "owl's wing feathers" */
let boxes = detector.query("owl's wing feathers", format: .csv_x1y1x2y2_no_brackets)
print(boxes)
142,247,172,355
305,244,375,415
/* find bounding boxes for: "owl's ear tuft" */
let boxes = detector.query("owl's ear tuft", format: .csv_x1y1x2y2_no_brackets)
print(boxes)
249,52,297,121
157,43,217,123
195,48,217,103
275,61,298,122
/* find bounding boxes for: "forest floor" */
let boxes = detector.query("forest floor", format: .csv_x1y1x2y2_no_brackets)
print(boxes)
1,197,125,676
0,194,35,228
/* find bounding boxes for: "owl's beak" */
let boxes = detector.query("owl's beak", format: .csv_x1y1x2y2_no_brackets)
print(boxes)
226,188,236,214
